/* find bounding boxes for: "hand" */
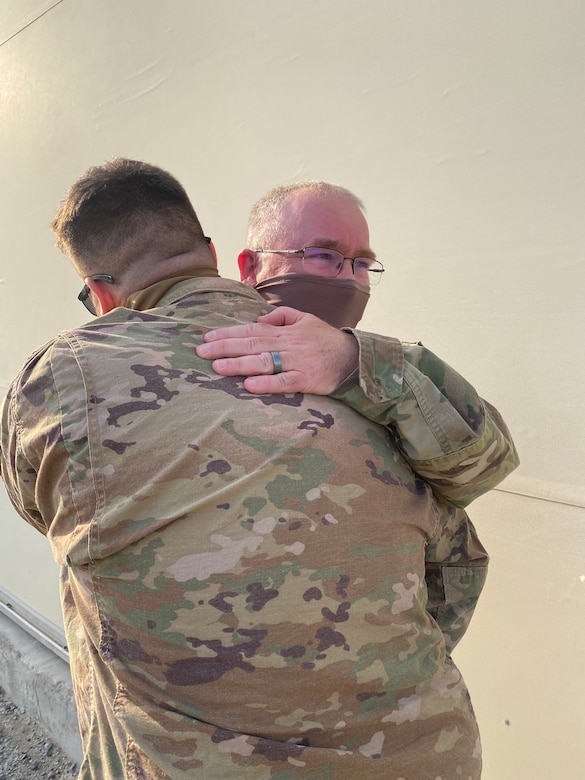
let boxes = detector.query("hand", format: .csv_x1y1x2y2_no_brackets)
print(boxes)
196,307,359,395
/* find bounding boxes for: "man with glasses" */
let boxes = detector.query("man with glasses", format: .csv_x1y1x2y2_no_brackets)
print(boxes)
197,180,518,654
1,160,490,778
239,182,383,330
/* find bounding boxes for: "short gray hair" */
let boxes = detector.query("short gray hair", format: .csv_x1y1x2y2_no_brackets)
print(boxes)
246,181,366,249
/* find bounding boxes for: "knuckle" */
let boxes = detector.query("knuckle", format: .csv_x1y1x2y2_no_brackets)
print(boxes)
260,352,274,372
279,371,299,392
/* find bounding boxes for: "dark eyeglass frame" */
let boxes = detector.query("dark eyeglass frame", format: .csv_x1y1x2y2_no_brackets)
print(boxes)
255,247,385,285
78,274,115,316
77,237,213,316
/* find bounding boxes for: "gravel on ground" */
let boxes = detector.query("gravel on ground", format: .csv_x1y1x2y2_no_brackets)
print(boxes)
0,687,78,780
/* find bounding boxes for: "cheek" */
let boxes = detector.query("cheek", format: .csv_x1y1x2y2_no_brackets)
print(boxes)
255,257,299,282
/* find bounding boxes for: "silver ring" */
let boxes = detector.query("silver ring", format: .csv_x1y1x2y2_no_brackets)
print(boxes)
270,351,283,375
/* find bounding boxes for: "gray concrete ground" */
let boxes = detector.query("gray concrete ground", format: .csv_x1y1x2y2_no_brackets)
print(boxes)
0,611,82,774
0,687,78,779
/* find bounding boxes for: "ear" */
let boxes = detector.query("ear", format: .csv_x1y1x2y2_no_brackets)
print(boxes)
237,249,259,286
207,239,218,263
85,277,119,316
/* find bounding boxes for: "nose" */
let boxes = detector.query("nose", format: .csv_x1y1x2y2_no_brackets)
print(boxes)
337,258,357,280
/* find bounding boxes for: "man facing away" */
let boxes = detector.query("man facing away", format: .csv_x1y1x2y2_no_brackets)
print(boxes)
3,159,488,779
197,180,519,653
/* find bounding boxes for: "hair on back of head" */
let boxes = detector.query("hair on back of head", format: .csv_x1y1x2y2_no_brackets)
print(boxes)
51,158,208,277
246,181,366,249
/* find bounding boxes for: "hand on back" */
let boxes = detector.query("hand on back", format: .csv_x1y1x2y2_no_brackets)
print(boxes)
196,306,359,395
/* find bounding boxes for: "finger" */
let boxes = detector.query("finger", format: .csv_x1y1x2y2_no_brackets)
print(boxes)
203,321,279,343
244,371,303,395
255,307,307,326
197,337,279,359
203,325,249,342
211,352,277,377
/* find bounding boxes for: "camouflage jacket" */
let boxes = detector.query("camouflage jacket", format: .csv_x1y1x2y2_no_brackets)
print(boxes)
333,330,519,509
1,277,483,779
333,331,518,652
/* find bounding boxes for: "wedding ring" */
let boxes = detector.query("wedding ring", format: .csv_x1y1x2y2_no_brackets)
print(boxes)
270,351,283,374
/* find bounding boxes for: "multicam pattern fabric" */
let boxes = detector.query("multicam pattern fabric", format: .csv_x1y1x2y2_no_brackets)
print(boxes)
333,330,519,509
0,278,496,779
332,331,519,653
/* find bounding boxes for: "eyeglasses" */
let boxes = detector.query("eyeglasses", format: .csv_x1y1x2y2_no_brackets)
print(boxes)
255,247,385,286
77,274,115,316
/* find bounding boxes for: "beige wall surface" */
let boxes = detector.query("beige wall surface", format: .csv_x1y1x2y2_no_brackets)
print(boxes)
1,2,583,777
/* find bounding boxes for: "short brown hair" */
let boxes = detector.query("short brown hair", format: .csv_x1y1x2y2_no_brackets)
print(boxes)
51,158,207,277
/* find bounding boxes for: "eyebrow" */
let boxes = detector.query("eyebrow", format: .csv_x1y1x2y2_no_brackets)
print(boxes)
309,237,377,260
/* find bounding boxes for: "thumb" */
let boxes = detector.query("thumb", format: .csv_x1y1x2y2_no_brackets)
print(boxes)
256,307,306,327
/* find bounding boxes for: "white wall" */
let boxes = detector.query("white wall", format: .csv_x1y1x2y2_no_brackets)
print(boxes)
1,2,584,777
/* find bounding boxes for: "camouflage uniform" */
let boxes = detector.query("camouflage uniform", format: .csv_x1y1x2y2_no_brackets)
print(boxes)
332,333,518,652
334,332,517,508
0,276,515,779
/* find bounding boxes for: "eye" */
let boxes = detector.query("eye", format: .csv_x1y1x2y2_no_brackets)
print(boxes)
354,258,374,272
305,248,336,262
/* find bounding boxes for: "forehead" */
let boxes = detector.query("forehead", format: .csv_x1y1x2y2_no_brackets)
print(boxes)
276,190,371,253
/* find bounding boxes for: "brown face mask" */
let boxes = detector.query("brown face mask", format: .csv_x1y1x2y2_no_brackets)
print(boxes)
254,273,370,329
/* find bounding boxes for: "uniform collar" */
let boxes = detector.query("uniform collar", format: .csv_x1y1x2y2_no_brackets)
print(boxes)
124,268,219,311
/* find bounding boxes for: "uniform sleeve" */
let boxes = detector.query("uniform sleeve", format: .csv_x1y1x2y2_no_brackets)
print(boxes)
1,378,48,535
424,505,489,654
331,329,519,507
0,341,67,536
